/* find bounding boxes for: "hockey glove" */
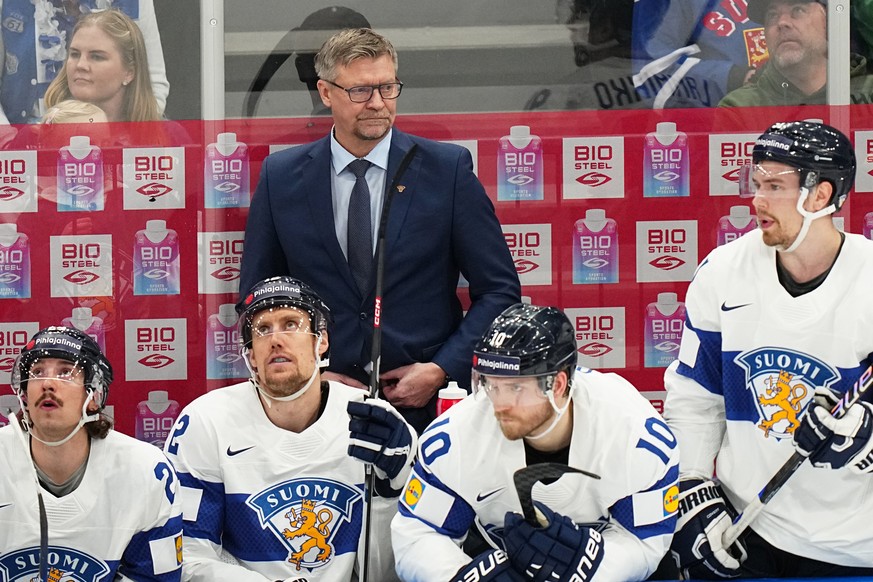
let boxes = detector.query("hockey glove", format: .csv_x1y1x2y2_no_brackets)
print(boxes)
347,399,417,496
503,501,605,582
793,387,873,473
451,549,526,582
670,479,745,579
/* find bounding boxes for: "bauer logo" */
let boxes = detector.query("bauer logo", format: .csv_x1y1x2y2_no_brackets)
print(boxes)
50,235,113,297
0,546,110,581
0,322,38,384
123,147,186,210
566,307,626,369
0,151,37,213
198,231,244,294
125,318,187,380
708,133,758,196
503,224,552,286
635,221,697,283
562,136,625,199
854,131,873,192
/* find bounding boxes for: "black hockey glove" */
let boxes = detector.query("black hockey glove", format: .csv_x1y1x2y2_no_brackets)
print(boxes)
670,478,745,579
451,549,526,582
793,387,873,473
347,399,417,496
503,501,605,582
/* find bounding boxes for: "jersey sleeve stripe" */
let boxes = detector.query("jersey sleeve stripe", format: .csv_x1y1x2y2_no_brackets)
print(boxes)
399,463,474,539
612,464,679,538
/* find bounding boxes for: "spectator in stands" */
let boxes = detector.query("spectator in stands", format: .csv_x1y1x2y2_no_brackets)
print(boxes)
720,0,873,106
0,0,167,124
44,10,161,122
632,0,767,109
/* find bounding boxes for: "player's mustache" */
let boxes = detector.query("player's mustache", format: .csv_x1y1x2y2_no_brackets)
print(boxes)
34,393,62,407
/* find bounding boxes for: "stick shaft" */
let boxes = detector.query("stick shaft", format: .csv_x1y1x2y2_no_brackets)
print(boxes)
361,144,417,582
722,364,873,547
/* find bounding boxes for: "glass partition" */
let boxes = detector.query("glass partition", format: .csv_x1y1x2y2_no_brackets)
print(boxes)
0,0,870,443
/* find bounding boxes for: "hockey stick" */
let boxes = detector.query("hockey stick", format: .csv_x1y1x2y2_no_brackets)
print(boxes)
722,364,873,548
4,401,49,582
514,463,600,525
360,144,418,582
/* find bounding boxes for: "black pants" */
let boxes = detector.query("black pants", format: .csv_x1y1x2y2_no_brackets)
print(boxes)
649,528,873,580
736,528,873,579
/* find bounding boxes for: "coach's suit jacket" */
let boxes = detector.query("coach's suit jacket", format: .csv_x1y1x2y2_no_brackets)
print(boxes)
240,129,520,425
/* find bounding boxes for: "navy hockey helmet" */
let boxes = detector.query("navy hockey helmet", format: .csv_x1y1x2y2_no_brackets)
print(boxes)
236,276,332,348
750,120,856,211
473,303,577,380
11,326,113,409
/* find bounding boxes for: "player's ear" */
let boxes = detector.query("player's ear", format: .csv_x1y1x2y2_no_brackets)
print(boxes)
813,180,833,211
317,330,329,357
552,370,570,400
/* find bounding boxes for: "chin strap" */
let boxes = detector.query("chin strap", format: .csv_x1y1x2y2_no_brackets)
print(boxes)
19,391,98,448
780,184,837,253
526,378,575,442
246,333,325,409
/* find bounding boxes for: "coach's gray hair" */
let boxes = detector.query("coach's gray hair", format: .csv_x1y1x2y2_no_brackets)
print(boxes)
314,28,398,82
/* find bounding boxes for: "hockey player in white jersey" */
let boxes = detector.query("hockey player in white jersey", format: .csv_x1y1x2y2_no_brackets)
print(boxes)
665,120,873,578
0,326,183,581
392,303,679,582
163,276,417,581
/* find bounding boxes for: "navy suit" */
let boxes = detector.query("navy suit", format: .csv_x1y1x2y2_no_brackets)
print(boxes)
240,128,520,431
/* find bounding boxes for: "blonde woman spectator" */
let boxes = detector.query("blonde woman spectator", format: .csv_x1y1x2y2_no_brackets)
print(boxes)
44,9,160,122
0,0,167,124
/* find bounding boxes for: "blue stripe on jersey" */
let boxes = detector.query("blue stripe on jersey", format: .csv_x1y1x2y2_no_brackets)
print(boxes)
675,316,723,396
118,515,183,581
398,461,475,539
177,471,225,545
609,464,679,540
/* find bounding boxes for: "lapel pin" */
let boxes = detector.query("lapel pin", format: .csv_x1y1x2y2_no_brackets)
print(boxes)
397,185,406,193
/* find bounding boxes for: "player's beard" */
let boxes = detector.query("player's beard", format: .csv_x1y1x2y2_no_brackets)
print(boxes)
259,361,314,399
495,399,555,441
759,213,800,250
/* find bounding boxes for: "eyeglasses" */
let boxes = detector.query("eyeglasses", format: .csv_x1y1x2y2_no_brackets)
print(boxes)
324,80,403,103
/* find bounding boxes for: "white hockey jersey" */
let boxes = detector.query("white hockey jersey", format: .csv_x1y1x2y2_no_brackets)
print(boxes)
163,381,399,582
665,230,873,566
392,367,679,582
0,428,183,581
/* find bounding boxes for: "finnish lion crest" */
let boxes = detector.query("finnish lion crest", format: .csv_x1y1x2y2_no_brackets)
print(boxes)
757,370,807,437
736,348,838,440
282,498,334,569
247,478,361,572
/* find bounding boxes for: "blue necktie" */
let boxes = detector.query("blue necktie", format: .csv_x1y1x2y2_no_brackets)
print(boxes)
346,159,373,294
